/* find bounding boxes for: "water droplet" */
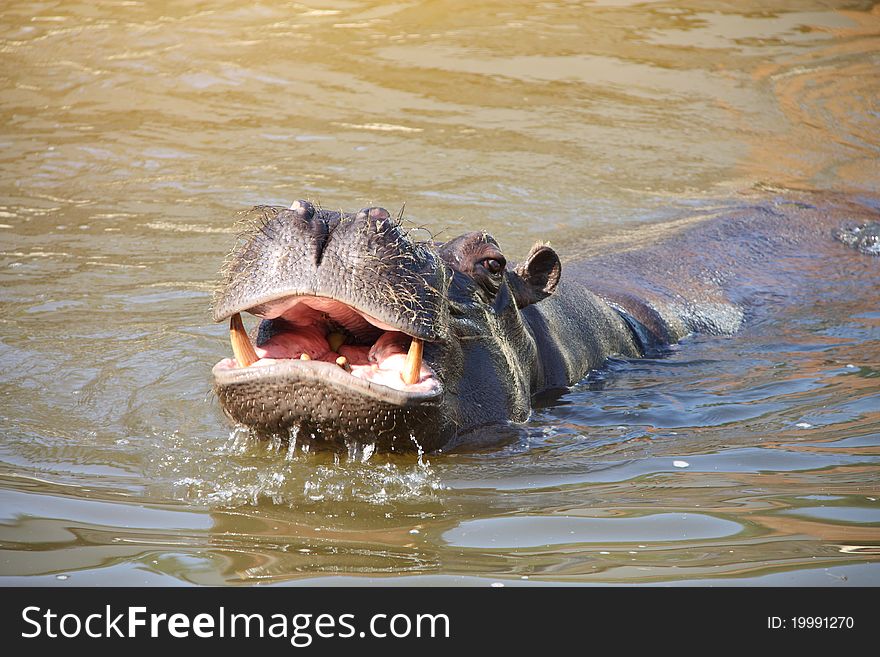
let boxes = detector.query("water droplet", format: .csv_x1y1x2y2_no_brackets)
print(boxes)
361,442,375,463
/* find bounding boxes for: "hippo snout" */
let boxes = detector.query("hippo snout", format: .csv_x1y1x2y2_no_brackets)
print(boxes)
211,201,453,451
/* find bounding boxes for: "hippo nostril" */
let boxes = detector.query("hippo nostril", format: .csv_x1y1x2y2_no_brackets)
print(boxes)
357,207,387,220
357,207,398,241
356,207,392,222
289,199,316,221
369,207,391,221
287,200,329,265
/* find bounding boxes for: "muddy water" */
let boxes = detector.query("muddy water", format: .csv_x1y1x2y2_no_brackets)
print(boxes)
1,1,878,585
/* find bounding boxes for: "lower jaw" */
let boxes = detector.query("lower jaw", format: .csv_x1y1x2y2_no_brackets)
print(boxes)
213,372,448,452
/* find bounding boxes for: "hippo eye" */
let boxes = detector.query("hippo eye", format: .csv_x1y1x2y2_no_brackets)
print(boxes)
482,258,505,275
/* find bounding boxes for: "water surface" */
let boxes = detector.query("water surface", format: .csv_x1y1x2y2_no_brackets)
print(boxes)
1,0,878,585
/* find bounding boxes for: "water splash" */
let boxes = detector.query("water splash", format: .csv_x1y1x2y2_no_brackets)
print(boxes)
344,437,378,463
157,426,444,508
284,426,299,462
409,433,431,470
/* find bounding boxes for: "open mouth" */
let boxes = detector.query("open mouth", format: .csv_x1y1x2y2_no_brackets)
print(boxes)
212,296,442,398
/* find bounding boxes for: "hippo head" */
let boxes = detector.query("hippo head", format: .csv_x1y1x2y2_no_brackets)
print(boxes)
211,201,560,452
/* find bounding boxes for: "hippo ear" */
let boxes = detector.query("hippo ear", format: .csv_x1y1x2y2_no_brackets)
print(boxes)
510,243,561,308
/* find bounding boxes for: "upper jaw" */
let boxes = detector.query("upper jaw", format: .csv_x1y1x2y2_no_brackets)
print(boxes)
211,204,449,342
212,289,444,343
220,293,430,340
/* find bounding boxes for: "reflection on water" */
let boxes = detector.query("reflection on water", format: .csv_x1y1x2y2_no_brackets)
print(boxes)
750,5,880,191
443,513,745,548
1,1,878,585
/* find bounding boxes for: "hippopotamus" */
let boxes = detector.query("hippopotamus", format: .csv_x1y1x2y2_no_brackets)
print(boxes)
211,194,879,452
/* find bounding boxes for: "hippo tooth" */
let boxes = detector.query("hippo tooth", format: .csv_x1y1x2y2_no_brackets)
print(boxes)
401,338,423,385
230,313,258,367
336,355,351,372
327,332,346,352
300,353,311,361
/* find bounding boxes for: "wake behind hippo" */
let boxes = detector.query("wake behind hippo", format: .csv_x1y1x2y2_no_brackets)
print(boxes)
211,194,879,452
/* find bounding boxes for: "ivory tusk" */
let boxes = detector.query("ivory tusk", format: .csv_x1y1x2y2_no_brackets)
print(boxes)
401,338,423,385
230,313,258,367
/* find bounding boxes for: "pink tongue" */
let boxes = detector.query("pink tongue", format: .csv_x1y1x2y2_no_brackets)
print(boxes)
255,325,327,360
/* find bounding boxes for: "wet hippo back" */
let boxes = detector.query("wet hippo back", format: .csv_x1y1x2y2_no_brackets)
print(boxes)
564,193,880,354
